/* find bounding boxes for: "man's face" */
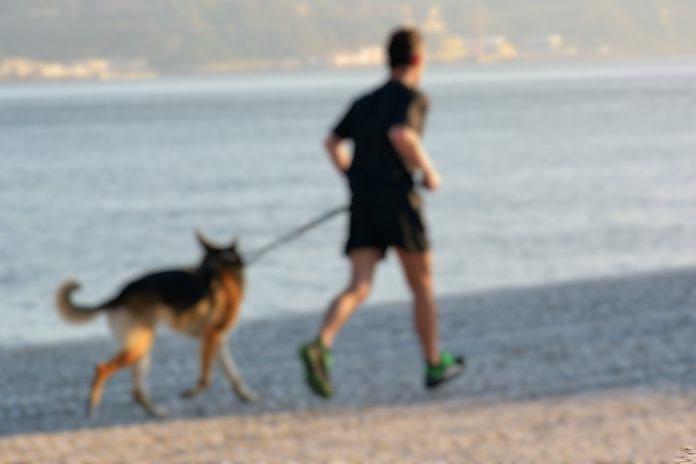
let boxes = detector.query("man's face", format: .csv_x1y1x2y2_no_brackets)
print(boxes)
412,46,427,84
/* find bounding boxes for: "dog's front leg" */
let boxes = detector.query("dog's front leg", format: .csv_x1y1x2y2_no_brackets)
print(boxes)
181,330,220,399
218,342,259,403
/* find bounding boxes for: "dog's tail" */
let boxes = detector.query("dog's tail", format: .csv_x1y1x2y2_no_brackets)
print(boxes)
55,280,108,324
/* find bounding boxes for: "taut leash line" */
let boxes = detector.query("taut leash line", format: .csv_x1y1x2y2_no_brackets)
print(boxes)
244,205,349,265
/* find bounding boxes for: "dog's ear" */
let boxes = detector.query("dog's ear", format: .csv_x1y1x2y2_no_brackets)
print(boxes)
195,229,217,252
228,237,239,251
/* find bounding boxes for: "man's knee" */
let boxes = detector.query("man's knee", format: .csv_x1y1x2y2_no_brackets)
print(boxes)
409,275,434,299
348,281,371,303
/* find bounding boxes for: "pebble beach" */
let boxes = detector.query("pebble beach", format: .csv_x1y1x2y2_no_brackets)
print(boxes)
2,267,696,462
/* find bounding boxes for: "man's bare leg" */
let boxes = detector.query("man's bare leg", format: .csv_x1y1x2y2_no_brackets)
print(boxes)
300,248,382,398
319,247,382,347
396,248,440,365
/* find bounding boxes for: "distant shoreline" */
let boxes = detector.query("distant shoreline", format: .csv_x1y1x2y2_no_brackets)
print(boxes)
2,53,696,86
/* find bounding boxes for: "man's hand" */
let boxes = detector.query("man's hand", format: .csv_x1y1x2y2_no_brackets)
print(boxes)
389,125,440,191
422,167,442,191
324,134,351,176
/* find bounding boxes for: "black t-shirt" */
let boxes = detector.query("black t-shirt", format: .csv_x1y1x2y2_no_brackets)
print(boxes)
332,79,429,197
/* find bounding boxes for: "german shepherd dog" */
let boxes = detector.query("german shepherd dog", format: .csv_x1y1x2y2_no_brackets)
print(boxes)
55,232,258,418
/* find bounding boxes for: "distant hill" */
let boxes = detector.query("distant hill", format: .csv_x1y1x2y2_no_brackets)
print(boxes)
0,0,694,72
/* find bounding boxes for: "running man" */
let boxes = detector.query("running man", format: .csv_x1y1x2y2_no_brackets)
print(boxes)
300,27,465,398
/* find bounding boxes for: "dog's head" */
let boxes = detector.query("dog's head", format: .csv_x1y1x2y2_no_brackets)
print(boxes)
196,230,244,271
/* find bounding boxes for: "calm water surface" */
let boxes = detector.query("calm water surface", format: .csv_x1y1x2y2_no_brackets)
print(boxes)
1,59,695,347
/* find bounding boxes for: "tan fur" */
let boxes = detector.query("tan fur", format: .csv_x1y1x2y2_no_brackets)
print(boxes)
56,281,102,324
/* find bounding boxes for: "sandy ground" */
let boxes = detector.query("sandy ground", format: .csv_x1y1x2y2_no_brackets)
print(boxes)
1,392,695,463
2,268,696,462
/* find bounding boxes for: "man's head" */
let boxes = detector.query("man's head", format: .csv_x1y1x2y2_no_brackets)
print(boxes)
388,27,426,84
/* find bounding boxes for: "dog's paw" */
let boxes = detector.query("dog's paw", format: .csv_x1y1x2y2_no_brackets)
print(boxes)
86,398,99,419
181,387,203,399
133,390,169,418
236,388,260,403
147,405,169,418
140,401,169,418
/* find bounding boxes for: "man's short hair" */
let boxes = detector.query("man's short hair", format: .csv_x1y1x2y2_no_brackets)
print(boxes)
388,27,424,69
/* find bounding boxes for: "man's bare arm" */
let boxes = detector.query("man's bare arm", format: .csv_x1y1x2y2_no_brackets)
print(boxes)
324,134,352,175
388,125,441,191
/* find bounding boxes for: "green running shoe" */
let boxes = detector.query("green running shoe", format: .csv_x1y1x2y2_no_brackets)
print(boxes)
426,352,466,389
299,339,333,398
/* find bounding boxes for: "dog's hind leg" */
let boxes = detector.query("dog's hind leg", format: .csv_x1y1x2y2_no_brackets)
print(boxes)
88,319,154,418
181,330,221,399
218,341,259,403
132,353,168,417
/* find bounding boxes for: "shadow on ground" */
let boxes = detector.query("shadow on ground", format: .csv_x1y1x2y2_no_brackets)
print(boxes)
1,267,695,436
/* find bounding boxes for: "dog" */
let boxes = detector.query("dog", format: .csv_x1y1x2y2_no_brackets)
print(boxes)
55,231,258,418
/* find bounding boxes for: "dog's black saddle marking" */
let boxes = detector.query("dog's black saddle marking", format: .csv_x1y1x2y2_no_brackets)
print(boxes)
106,269,215,314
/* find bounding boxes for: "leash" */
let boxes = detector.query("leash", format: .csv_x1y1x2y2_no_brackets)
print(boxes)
243,205,349,265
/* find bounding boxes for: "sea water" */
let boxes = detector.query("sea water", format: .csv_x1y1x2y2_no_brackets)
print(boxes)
1,58,695,347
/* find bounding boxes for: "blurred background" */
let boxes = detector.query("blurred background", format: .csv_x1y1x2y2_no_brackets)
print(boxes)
0,0,695,349
2,0,696,76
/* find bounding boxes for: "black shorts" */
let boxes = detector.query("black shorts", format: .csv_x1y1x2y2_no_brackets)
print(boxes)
345,191,430,257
